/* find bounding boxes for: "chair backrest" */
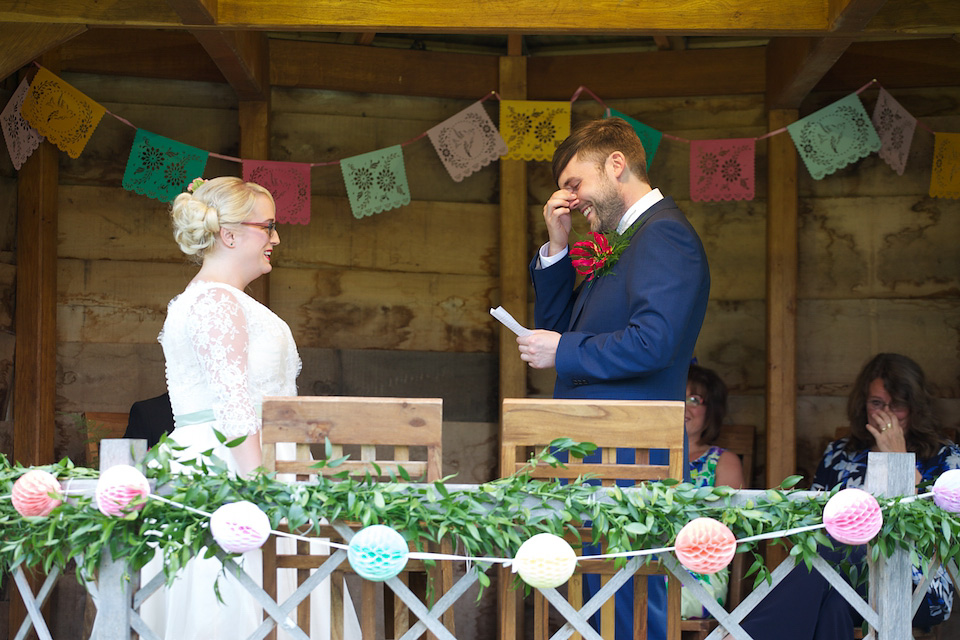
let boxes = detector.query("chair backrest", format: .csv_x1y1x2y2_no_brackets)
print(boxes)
261,395,444,481
83,411,129,466
500,397,685,483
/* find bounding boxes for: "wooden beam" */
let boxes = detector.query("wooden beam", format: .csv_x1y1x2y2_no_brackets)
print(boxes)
13,62,59,467
59,28,223,82
165,0,218,25
192,29,268,98
238,98,271,306
0,22,85,81
528,47,765,100
355,32,376,46
0,0,832,32
269,39,498,99
498,38,527,406
815,37,960,91
764,108,798,490
766,0,889,109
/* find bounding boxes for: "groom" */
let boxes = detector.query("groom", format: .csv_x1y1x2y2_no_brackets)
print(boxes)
517,117,710,640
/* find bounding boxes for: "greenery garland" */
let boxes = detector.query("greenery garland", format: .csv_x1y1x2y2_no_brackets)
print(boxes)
1,438,959,597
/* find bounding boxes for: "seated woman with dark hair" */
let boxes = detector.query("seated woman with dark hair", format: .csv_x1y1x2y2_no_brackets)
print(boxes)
732,353,959,640
682,364,744,619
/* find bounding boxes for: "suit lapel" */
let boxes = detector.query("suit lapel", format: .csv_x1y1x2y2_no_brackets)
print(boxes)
566,198,672,330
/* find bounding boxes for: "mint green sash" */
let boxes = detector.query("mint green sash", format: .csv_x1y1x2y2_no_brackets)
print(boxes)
174,404,262,428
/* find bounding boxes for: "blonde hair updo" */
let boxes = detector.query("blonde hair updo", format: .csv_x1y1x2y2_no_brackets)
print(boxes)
170,176,274,262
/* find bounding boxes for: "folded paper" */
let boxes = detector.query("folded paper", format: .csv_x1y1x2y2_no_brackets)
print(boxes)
608,109,663,170
788,93,881,180
243,159,312,225
20,67,106,159
122,129,209,203
871,88,916,176
341,145,411,219
1,79,44,170
500,100,570,162
690,138,755,202
929,133,960,199
428,101,507,182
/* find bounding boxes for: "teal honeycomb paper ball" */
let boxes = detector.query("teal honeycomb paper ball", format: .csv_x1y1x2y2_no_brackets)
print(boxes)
348,524,409,581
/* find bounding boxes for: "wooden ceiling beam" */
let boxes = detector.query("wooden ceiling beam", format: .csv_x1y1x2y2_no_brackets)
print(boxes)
0,22,86,80
766,0,890,109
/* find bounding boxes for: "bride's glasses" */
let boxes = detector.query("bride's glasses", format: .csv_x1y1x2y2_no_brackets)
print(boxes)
240,220,277,235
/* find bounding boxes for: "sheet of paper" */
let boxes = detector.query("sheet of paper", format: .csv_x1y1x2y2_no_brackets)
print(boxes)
489,306,533,337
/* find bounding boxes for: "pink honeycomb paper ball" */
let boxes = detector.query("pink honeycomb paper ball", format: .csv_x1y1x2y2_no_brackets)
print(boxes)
674,517,737,575
210,501,272,554
823,488,883,545
512,533,578,589
95,465,151,517
933,469,960,513
12,469,62,517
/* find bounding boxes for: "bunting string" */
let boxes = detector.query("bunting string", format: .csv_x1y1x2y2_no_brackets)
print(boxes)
3,66,959,222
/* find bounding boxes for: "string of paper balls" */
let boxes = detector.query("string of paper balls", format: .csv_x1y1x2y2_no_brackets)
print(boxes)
8,466,960,589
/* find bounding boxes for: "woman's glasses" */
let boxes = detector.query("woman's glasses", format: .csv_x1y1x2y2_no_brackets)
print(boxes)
867,398,908,413
240,220,277,235
685,395,706,407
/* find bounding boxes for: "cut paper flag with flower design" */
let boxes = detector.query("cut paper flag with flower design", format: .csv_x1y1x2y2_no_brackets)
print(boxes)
871,88,917,176
929,133,960,199
500,100,570,161
787,93,881,180
690,138,755,202
608,109,663,170
428,101,507,182
122,129,209,203
341,145,411,219
242,159,311,225
1,78,44,170
20,67,106,159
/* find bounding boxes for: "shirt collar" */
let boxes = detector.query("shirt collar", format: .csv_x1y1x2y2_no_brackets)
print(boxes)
616,188,663,235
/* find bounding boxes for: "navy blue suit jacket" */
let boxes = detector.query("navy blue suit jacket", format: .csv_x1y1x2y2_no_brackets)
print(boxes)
531,196,710,403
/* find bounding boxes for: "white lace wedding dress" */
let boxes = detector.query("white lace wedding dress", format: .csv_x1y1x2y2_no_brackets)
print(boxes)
140,281,360,640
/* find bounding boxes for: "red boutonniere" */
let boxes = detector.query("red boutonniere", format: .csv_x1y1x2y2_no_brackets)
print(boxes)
569,227,638,281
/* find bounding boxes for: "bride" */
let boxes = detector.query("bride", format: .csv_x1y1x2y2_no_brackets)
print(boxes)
140,176,360,640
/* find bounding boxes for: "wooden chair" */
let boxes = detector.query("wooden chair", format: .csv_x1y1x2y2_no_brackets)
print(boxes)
680,424,756,640
499,397,685,640
82,411,129,467
260,395,452,640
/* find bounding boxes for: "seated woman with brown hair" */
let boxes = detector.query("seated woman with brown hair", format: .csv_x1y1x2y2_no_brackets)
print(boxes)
682,363,744,619
733,352,959,639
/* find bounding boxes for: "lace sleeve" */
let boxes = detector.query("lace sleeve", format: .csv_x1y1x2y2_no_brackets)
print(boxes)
185,287,259,438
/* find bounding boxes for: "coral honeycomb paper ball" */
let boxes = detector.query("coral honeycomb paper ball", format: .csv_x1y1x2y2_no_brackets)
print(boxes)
512,533,578,589
933,469,960,513
210,501,272,553
95,465,151,517
12,469,62,517
348,525,410,582
674,517,737,575
822,488,883,545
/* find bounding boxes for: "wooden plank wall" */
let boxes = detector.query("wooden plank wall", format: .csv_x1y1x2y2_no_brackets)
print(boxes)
0,73,957,494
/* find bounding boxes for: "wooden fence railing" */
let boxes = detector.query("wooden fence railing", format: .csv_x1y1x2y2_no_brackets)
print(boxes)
7,440,958,640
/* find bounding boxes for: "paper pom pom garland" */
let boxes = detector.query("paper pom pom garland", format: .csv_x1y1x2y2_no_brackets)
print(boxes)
674,517,737,575
822,488,883,545
933,469,960,513
11,469,63,517
348,525,409,581
512,532,578,589
95,464,151,517
210,501,272,553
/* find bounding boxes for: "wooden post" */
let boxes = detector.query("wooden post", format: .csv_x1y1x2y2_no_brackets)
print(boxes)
865,452,914,640
764,108,798,569
497,34,527,640
239,98,271,307
10,55,60,640
89,439,147,640
497,36,528,406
